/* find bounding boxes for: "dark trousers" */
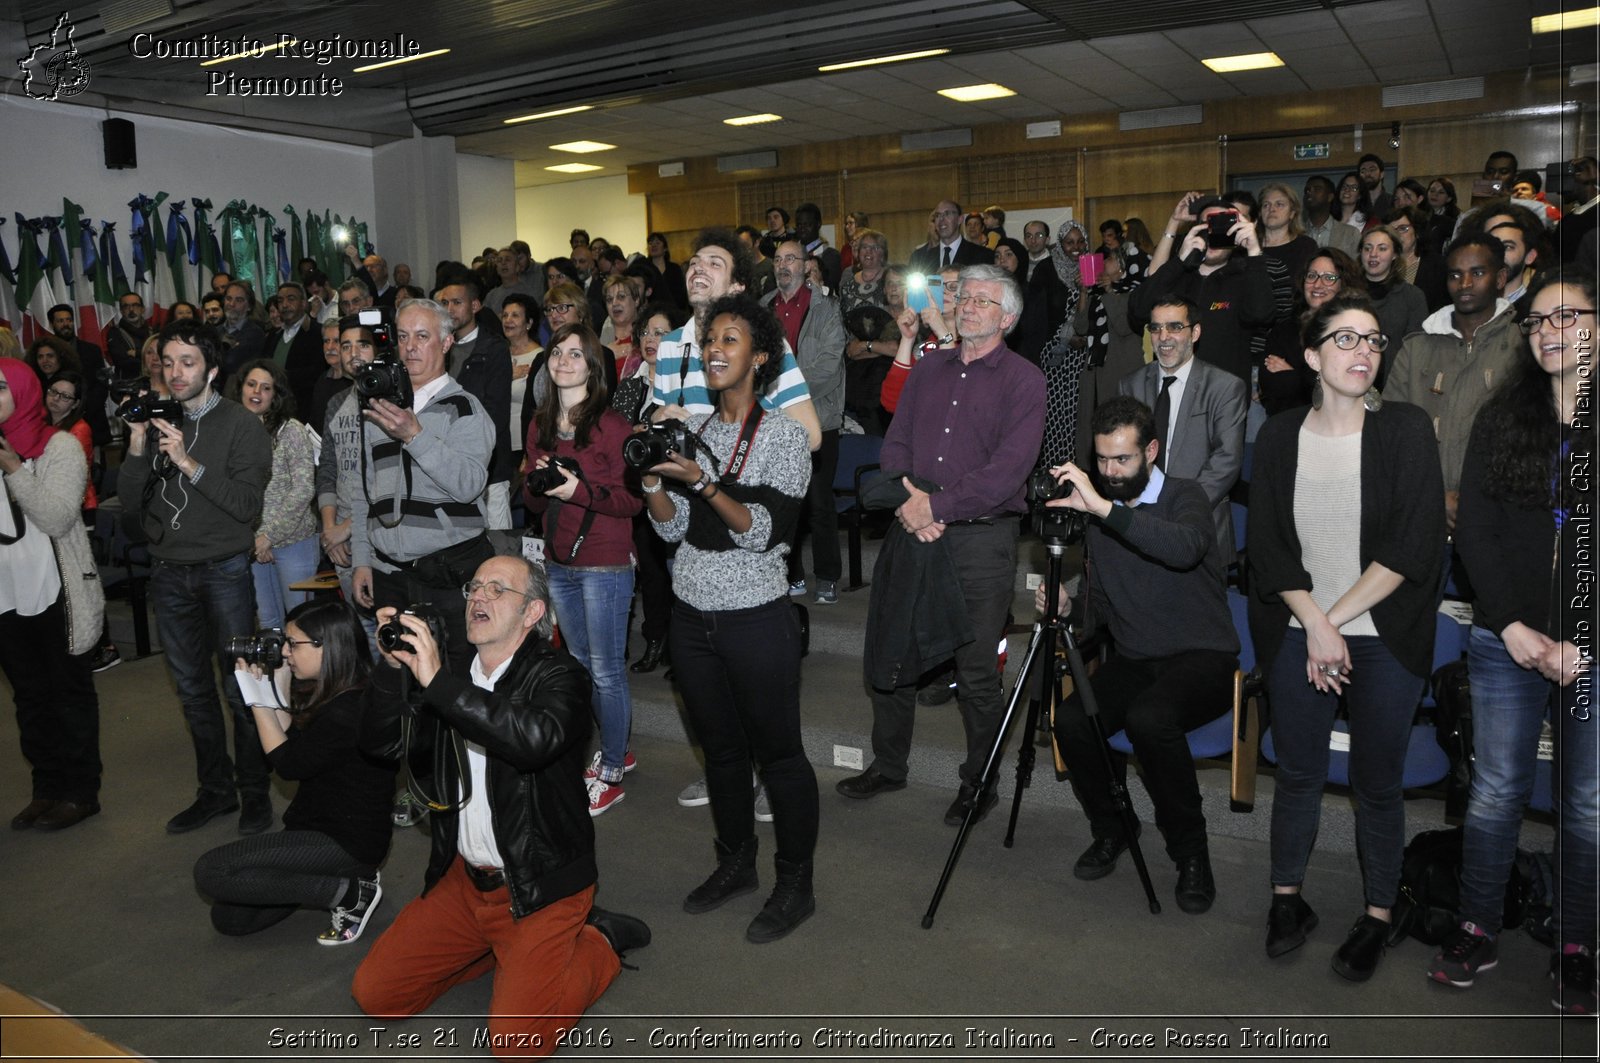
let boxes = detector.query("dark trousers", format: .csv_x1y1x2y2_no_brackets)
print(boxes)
1267,629,1423,908
149,551,268,799
787,428,842,584
869,519,1018,786
373,566,477,678
670,598,818,864
0,599,102,802
193,829,368,936
631,513,673,643
1051,649,1236,861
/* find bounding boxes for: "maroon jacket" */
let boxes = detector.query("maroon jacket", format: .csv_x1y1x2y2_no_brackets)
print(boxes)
523,407,642,567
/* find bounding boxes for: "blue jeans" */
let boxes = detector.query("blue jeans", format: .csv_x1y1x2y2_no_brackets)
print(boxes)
251,535,320,632
1460,626,1597,947
149,551,269,799
1267,629,1424,908
547,562,634,782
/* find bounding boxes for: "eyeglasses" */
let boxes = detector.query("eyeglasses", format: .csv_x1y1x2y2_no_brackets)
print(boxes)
1391,224,1413,234
1146,321,1195,335
282,637,322,649
545,303,576,316
1519,307,1596,334
953,294,1001,310
462,579,535,602
1304,271,1342,285
1315,329,1390,352
45,388,79,402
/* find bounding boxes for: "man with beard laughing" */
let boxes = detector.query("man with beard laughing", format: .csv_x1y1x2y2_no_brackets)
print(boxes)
1036,394,1239,915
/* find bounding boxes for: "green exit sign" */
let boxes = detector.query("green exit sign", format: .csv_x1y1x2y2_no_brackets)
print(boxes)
1294,142,1331,161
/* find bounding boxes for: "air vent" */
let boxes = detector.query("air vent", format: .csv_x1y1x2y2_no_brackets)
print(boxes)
1119,105,1202,132
658,161,685,178
1382,77,1484,108
901,128,973,153
716,150,778,173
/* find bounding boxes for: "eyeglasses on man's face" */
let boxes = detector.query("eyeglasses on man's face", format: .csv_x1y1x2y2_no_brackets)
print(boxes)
462,579,535,602
1146,321,1195,335
954,294,1001,310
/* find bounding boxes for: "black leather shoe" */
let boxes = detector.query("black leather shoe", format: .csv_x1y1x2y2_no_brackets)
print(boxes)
239,792,274,835
747,858,815,944
1174,852,1216,914
943,782,998,827
1266,893,1319,957
588,906,652,956
11,798,57,830
1332,914,1390,982
1073,827,1138,881
630,640,667,674
835,768,906,800
918,682,957,706
684,837,759,914
166,793,239,835
34,800,99,832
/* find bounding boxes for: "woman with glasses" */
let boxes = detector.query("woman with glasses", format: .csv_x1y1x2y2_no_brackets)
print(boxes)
193,600,396,943
1259,250,1366,416
1358,225,1427,389
524,323,642,817
1435,269,1597,1012
1334,171,1370,231
1380,206,1448,312
641,293,816,944
1248,293,1444,981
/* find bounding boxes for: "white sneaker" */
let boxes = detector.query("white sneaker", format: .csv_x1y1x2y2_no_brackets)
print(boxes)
318,873,383,946
754,783,773,823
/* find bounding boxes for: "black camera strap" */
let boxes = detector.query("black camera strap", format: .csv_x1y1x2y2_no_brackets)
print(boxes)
543,462,599,566
693,405,765,484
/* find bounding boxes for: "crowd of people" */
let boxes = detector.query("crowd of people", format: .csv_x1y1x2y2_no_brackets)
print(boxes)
1,146,1595,1052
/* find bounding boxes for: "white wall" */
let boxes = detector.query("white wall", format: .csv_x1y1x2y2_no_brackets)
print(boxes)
0,95,377,244
457,154,517,265
516,175,648,261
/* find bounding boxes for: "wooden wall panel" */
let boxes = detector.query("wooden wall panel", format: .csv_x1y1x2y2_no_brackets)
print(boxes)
1085,193,1190,237
736,175,840,229
647,187,736,235
1400,110,1581,204
1083,141,1222,199
841,164,959,216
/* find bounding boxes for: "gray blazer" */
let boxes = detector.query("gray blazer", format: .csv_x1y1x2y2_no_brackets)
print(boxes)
1118,357,1247,562
761,287,849,431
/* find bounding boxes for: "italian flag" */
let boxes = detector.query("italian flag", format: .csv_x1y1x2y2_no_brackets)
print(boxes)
11,214,59,346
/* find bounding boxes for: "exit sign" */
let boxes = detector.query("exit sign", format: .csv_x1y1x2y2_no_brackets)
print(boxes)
1294,142,1331,161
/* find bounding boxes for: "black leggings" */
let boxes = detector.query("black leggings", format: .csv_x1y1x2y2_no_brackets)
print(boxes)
193,830,369,936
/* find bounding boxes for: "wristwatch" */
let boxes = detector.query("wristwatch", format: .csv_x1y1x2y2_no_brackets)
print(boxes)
688,472,712,494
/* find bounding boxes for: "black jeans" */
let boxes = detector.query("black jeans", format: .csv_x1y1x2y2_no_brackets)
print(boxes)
632,513,673,643
0,599,102,803
193,829,369,936
1052,649,1236,861
670,597,818,864
869,520,1018,786
787,429,842,585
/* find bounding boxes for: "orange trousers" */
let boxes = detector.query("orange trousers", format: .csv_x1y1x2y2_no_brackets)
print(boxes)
352,858,620,1059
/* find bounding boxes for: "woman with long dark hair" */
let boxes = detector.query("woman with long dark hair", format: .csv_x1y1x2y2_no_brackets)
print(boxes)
1258,249,1366,416
524,323,642,816
0,357,104,831
1334,171,1370,230
193,599,395,942
1424,177,1461,255
646,231,689,310
642,293,815,944
1433,268,1597,1013
1248,293,1444,981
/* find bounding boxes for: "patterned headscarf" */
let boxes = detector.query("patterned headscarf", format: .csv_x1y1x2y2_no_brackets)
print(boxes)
1050,219,1090,290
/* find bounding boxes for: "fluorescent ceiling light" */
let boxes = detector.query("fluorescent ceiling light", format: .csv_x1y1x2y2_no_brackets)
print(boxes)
1201,51,1284,73
353,48,451,73
819,48,949,72
937,83,1016,102
1533,8,1600,33
725,113,783,126
545,163,603,174
504,105,593,125
200,38,296,66
549,140,615,153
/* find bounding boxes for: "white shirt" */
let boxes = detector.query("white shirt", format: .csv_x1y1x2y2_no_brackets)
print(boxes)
0,460,62,618
410,373,452,414
1157,357,1196,461
457,651,515,868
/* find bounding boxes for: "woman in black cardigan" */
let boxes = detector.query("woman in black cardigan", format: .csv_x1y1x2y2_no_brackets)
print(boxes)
1247,293,1444,981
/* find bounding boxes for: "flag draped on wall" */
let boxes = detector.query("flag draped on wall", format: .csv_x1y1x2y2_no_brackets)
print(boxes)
12,215,59,345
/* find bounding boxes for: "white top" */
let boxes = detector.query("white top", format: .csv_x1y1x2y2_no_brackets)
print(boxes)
456,652,515,869
0,461,62,618
1290,427,1377,637
507,350,541,450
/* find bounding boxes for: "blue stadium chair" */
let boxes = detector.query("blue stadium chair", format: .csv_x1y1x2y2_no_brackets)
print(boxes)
833,433,883,590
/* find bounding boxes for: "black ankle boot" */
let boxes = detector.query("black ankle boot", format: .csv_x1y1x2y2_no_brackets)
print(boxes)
746,857,815,943
630,639,668,674
684,837,758,914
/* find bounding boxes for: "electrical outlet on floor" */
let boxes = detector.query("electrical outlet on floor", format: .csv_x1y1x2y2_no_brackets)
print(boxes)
833,745,863,771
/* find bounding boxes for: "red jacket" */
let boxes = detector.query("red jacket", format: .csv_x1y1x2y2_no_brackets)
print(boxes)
523,408,641,567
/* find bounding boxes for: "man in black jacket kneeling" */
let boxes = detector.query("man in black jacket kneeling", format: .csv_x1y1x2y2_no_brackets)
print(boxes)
353,555,647,1059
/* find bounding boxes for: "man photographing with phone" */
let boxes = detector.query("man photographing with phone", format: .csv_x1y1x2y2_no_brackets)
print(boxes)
1134,194,1276,384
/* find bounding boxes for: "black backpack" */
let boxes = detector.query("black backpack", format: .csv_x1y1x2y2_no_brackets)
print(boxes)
1391,827,1530,945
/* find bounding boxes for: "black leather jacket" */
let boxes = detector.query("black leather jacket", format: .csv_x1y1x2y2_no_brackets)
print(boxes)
366,633,596,919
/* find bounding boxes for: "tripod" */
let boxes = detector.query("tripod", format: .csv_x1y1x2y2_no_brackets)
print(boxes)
922,511,1160,928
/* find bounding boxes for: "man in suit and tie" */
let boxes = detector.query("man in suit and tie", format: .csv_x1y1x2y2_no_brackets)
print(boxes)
1118,295,1246,564
265,282,327,418
909,200,994,275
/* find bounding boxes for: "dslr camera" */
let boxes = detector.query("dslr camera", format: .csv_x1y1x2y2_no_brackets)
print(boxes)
224,629,285,670
350,308,411,410
622,419,699,471
524,454,581,495
377,604,450,656
1026,467,1073,504
120,393,184,425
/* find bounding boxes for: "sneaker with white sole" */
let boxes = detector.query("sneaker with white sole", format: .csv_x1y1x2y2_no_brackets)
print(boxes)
678,777,710,807
814,580,838,605
788,579,807,597
91,645,122,673
391,791,425,828
754,783,773,823
318,874,382,946
587,778,625,817
1553,945,1597,1014
583,750,637,781
1429,922,1499,987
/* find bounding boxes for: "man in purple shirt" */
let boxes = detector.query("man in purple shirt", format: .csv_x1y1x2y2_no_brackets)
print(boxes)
836,265,1046,825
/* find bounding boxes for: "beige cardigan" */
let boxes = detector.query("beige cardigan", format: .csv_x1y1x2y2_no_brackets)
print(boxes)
3,432,105,655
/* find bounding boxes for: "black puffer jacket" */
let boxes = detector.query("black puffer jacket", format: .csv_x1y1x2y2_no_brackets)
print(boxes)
365,633,596,919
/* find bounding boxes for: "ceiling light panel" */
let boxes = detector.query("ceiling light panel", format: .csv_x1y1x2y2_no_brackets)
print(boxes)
937,83,1016,101
549,140,615,153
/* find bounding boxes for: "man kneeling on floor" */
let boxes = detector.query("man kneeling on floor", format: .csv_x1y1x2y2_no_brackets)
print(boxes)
1039,396,1237,915
353,555,648,1058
